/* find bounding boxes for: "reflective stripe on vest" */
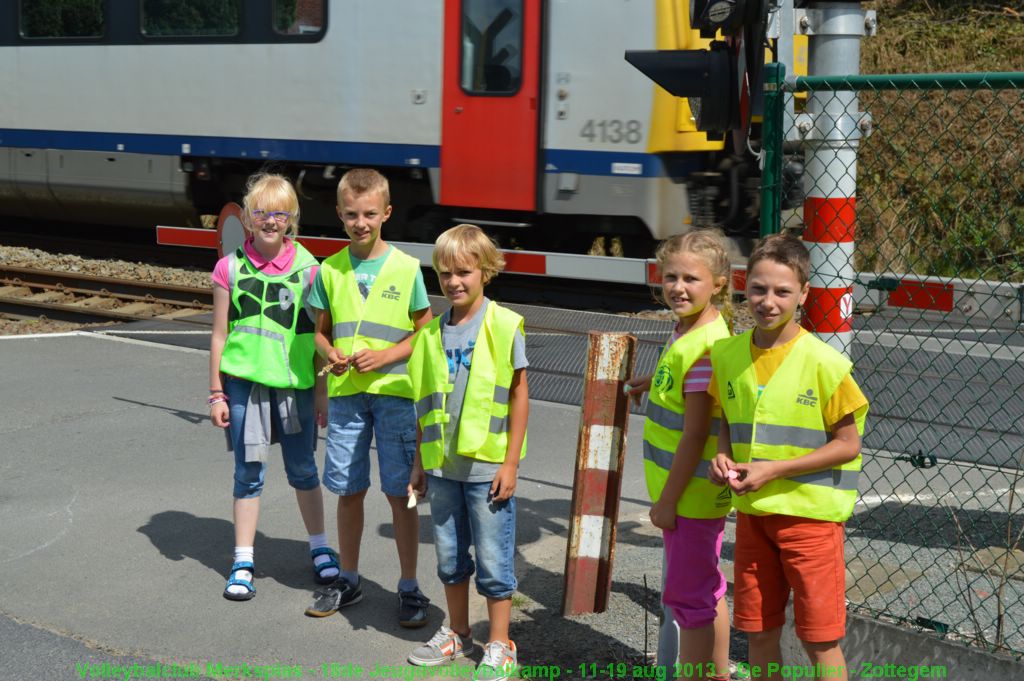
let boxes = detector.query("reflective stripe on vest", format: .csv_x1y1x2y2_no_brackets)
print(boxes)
219,242,318,389
641,314,731,519
418,383,509,446
712,331,868,522
321,246,419,397
410,302,526,469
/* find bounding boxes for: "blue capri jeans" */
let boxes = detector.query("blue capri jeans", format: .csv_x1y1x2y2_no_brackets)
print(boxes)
427,474,517,599
223,376,320,499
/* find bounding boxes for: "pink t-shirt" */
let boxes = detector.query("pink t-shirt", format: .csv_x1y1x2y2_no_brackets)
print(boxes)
667,326,713,394
211,237,318,289
683,351,713,393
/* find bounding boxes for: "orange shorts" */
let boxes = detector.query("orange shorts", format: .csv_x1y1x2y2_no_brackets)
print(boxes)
732,512,846,643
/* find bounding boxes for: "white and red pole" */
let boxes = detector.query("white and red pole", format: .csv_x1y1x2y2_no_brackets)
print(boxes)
798,2,869,355
562,332,637,615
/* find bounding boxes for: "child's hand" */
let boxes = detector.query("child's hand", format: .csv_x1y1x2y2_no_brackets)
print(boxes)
623,375,651,406
210,402,230,428
648,499,677,531
350,348,390,373
490,462,519,501
314,389,328,429
709,453,736,485
324,348,350,375
728,461,778,495
408,467,427,500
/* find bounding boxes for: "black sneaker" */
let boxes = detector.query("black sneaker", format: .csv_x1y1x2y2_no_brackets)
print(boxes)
304,577,362,617
398,586,430,628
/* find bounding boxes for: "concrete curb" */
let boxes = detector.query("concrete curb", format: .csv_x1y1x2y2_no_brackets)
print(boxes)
779,609,1024,680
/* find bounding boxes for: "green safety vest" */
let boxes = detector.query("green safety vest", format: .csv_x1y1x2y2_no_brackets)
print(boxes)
410,302,527,470
320,246,421,397
219,242,318,389
642,315,732,518
710,331,868,522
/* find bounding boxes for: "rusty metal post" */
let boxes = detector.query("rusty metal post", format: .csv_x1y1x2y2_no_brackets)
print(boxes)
562,332,638,615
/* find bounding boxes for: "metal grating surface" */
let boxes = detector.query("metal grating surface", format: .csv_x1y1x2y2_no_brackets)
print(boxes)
499,299,673,413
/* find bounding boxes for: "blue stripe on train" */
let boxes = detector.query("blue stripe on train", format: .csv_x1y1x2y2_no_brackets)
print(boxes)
0,129,439,168
0,129,676,178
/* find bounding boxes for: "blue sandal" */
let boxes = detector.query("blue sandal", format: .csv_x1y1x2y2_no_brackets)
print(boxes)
223,561,256,601
311,547,340,585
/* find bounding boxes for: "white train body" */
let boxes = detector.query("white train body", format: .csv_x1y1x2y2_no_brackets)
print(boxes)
0,1,741,245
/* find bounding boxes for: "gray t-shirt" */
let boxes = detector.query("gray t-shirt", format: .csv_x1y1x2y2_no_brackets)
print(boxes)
426,298,529,483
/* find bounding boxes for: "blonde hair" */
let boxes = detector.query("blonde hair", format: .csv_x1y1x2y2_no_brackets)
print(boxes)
241,173,300,236
433,224,506,284
655,229,733,327
747,233,810,287
337,168,390,207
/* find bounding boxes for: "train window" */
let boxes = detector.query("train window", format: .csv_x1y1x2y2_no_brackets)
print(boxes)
19,0,105,39
460,0,522,95
274,0,324,36
141,0,241,38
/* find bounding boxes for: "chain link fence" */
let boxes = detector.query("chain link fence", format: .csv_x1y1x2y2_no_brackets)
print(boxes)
765,72,1024,657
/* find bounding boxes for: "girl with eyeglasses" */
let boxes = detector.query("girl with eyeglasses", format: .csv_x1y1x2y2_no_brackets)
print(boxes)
208,173,338,601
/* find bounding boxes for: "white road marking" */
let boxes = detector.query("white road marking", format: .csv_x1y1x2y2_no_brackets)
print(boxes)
96,329,209,335
79,330,208,354
1,489,78,564
854,330,1024,361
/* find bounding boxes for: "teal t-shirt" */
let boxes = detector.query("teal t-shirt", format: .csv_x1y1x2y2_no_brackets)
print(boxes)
308,245,430,313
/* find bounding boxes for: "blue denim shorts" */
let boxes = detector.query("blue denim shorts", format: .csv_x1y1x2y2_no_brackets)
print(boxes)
427,475,517,599
223,376,320,500
323,393,417,497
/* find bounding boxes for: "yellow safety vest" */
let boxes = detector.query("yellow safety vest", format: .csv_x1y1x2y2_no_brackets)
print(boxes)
642,315,731,518
410,302,527,470
320,246,420,397
710,331,868,522
219,243,318,389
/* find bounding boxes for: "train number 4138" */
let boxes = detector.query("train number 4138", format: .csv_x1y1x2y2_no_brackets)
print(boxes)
579,119,643,144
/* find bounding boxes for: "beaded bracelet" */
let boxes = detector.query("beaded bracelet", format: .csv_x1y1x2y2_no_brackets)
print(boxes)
208,396,229,407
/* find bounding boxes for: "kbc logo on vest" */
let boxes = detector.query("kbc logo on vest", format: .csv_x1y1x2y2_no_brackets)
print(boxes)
796,389,818,407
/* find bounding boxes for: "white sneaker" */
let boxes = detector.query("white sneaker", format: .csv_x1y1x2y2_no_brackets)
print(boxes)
408,625,473,666
474,640,517,680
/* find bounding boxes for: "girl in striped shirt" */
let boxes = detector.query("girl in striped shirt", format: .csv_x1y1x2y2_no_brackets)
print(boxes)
626,230,733,681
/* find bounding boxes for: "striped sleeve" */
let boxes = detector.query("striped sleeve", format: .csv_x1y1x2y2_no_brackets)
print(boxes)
682,351,713,393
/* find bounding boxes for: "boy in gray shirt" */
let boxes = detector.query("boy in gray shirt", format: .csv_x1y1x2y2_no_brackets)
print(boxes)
406,225,529,681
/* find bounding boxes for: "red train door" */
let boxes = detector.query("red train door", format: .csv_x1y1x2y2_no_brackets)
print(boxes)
440,0,540,211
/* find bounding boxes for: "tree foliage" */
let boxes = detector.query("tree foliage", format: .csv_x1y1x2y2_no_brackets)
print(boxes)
142,0,241,37
274,0,298,33
21,0,104,38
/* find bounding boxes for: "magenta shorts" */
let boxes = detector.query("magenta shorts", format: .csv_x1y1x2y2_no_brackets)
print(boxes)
663,515,728,629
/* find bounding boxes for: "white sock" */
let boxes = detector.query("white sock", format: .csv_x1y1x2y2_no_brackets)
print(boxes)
226,546,254,596
309,533,339,580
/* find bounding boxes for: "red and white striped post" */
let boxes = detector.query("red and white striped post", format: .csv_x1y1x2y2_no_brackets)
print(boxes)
802,170,856,355
563,332,637,615
799,2,868,356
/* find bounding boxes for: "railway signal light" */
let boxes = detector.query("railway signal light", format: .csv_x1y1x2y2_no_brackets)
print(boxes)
625,0,770,137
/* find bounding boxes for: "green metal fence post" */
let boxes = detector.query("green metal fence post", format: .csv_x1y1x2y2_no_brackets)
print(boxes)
760,62,786,236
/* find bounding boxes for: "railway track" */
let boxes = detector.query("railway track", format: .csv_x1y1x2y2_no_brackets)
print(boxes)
0,265,212,325
1,222,663,315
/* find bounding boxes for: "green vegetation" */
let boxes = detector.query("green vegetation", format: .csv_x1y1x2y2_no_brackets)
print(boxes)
274,0,298,33
141,0,241,37
20,0,104,38
850,2,1024,281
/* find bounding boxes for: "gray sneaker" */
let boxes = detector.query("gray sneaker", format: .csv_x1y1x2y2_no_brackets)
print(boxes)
408,625,473,666
304,577,362,617
474,640,517,681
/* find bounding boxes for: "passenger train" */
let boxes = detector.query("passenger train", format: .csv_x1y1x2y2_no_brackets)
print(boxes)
0,0,799,254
